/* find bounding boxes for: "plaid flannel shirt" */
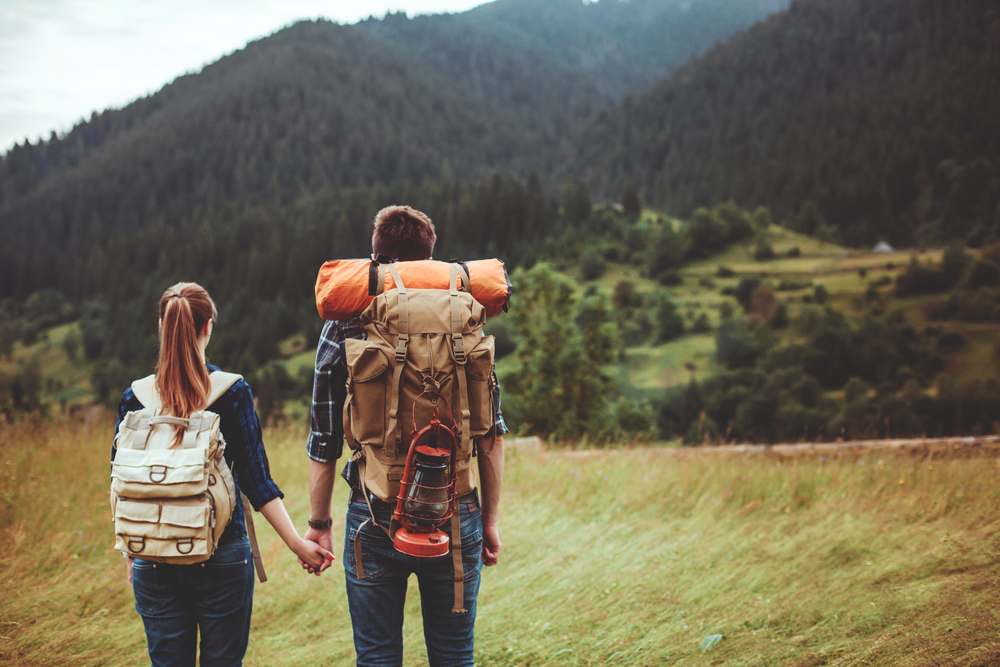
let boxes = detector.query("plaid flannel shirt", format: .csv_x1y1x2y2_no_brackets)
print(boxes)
112,365,284,542
307,318,509,490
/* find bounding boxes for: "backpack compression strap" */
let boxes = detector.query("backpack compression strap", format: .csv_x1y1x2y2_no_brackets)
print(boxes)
385,264,409,456
449,263,472,456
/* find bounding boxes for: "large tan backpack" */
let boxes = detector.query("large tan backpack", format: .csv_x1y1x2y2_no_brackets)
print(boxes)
111,371,266,580
343,262,498,503
342,262,499,612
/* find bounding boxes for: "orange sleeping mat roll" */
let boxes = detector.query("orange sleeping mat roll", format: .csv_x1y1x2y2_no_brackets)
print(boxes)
315,258,512,321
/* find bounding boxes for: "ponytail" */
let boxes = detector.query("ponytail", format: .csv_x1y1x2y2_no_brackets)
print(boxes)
155,283,218,447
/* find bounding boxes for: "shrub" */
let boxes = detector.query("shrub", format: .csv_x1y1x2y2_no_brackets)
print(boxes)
937,331,966,351
787,246,801,257
579,247,606,281
613,281,638,309
895,256,954,295
777,278,812,291
657,271,683,286
735,276,763,311
648,224,685,276
613,398,653,439
813,284,829,304
655,298,685,343
621,182,642,218
716,265,735,278
715,318,763,369
625,226,646,253
769,302,789,329
754,239,776,261
965,260,1000,289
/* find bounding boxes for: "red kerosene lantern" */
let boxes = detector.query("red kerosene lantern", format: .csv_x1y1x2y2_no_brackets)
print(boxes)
393,398,459,558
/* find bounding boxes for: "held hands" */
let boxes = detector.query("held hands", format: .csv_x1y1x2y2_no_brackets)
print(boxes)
293,532,336,571
299,527,336,575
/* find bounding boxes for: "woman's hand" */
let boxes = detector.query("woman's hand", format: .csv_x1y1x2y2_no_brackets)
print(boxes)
125,556,134,584
293,537,335,571
299,527,335,576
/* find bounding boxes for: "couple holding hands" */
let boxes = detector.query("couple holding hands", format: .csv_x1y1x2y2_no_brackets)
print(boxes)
112,206,506,667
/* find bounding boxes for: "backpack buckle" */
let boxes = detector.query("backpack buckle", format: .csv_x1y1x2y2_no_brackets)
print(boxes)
395,334,409,363
128,536,146,553
149,465,168,483
176,538,194,555
452,334,466,365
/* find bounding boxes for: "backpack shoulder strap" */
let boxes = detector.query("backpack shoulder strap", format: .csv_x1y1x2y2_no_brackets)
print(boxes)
131,371,242,412
131,375,160,409
208,371,243,406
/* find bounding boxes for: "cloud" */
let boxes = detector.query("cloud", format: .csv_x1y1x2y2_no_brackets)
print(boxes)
0,0,487,150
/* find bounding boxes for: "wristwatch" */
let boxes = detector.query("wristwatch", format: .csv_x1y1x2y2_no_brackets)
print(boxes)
308,516,333,530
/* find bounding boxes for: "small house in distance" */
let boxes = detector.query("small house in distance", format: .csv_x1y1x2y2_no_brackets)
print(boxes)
872,241,895,253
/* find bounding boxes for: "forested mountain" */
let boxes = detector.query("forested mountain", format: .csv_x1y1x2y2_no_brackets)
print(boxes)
572,0,1000,247
0,0,789,317
0,0,784,209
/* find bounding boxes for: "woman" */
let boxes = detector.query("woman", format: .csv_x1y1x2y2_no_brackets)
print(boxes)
112,282,332,666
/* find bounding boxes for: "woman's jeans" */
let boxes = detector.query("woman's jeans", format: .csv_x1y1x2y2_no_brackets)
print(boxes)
131,538,254,667
344,495,484,667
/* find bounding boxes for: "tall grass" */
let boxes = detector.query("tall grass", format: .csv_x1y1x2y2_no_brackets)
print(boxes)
2,417,999,666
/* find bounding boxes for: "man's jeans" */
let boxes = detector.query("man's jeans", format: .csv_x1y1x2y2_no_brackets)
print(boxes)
344,495,484,667
131,538,254,667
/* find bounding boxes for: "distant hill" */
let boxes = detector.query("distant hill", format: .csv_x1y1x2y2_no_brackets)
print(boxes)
570,0,1000,247
0,0,785,209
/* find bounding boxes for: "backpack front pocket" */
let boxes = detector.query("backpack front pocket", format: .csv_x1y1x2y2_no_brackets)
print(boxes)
114,496,213,561
345,340,390,447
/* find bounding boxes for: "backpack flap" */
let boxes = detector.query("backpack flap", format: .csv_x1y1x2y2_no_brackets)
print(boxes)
111,444,210,498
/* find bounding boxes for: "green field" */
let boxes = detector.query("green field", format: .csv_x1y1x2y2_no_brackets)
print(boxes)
2,419,999,666
2,229,989,419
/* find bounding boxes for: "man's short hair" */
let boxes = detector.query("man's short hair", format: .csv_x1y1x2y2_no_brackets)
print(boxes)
372,206,436,261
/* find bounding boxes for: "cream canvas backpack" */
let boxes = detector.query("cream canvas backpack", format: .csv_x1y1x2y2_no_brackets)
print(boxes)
111,371,266,580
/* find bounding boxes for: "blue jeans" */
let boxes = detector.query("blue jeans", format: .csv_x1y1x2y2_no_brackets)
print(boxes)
131,538,255,667
344,495,484,667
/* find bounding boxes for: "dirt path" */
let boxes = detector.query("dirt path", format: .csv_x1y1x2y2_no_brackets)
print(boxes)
520,435,1000,459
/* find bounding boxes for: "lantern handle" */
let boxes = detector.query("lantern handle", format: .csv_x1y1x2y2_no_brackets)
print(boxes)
412,389,459,437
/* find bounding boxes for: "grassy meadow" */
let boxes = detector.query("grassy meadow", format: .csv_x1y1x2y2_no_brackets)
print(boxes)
2,417,999,666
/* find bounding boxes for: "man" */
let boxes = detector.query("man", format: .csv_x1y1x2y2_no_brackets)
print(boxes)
303,205,507,667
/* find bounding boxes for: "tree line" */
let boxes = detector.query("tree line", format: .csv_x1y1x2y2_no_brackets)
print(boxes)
572,0,1000,248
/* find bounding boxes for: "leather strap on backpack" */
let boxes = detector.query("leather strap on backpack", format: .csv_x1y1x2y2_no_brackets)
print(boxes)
450,509,466,613
386,264,410,457
241,492,267,583
449,264,472,455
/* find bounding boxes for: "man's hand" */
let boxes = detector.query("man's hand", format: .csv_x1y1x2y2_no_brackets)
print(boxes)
300,527,335,575
482,524,502,566
125,556,134,584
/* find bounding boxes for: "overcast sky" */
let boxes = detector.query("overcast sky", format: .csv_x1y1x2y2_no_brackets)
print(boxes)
0,0,489,152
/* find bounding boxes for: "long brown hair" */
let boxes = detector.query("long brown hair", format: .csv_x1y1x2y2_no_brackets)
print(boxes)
155,282,218,446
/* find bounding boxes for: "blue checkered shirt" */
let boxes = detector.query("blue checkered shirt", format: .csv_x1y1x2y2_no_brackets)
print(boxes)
112,365,284,542
307,318,509,490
